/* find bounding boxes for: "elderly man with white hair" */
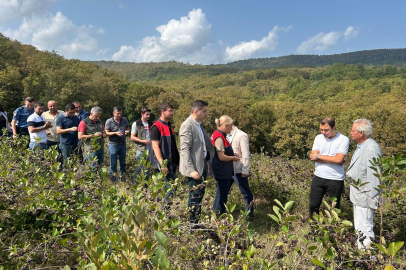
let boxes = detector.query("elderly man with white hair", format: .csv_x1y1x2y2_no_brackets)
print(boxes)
346,118,382,250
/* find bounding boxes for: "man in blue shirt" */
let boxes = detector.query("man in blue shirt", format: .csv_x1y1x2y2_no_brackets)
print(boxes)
73,101,89,122
56,103,80,167
11,97,35,139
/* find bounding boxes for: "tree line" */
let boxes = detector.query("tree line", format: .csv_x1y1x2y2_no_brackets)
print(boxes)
2,32,406,159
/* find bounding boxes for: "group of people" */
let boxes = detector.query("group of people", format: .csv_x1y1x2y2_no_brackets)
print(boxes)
4,98,253,223
309,117,382,250
2,97,382,249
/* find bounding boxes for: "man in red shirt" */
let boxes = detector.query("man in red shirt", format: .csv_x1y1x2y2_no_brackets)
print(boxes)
78,106,106,169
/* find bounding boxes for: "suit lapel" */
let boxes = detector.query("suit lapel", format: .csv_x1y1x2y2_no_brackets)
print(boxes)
348,139,372,169
189,115,204,143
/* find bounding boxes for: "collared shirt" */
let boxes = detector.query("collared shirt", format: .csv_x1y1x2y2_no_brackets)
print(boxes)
43,110,64,142
56,113,80,145
193,118,207,158
226,127,237,143
105,117,129,144
27,113,47,143
351,138,370,163
76,110,89,122
13,106,34,128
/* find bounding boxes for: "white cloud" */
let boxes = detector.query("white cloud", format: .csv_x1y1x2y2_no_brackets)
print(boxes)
344,26,359,40
96,48,110,55
297,26,359,54
0,0,56,25
113,9,290,64
4,12,104,58
112,8,211,62
224,26,292,62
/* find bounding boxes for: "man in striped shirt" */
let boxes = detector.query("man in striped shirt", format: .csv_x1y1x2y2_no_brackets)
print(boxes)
27,102,53,151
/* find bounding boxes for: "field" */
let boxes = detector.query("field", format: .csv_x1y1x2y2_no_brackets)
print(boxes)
1,136,405,269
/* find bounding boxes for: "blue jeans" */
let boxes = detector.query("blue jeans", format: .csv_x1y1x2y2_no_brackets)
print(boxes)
59,143,78,167
133,150,150,183
230,174,254,217
85,148,104,169
213,178,231,216
29,142,48,151
108,144,126,176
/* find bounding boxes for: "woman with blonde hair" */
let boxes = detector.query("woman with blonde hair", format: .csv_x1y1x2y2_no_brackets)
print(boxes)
211,115,240,216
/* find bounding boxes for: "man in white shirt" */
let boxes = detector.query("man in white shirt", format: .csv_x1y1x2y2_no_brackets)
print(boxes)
309,117,349,219
27,102,52,151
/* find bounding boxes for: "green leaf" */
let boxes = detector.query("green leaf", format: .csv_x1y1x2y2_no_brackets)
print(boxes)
283,215,296,223
52,228,59,237
308,246,317,251
274,199,284,209
375,244,388,255
284,201,294,212
228,203,236,213
312,259,326,269
268,214,280,223
341,220,353,227
155,231,168,248
388,241,404,257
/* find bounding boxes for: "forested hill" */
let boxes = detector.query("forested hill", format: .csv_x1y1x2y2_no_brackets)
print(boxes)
227,48,406,69
90,48,406,82
0,33,129,119
2,32,406,158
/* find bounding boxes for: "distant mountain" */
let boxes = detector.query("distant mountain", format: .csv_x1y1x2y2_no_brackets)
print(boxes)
90,48,406,82
226,48,406,69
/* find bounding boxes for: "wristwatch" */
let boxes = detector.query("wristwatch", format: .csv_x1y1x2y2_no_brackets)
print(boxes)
316,154,319,160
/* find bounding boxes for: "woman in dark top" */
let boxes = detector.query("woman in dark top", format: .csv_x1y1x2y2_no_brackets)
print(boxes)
0,104,12,137
211,115,240,216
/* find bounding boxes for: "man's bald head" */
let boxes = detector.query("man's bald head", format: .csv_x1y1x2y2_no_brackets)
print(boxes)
48,100,58,114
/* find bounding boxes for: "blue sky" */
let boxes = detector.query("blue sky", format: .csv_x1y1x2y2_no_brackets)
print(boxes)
1,0,404,64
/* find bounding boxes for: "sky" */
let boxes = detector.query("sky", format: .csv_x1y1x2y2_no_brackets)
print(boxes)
1,0,405,64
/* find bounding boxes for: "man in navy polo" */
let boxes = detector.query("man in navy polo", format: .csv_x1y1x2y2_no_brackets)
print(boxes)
56,103,80,166
11,97,35,140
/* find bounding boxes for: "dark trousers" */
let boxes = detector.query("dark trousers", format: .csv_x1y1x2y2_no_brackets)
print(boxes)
158,163,177,208
187,163,208,223
59,143,78,167
309,175,344,218
17,127,30,148
213,178,231,216
47,141,63,162
230,173,254,217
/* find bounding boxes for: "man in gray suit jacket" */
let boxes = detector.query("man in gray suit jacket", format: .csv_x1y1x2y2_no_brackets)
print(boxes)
179,100,215,223
346,118,382,250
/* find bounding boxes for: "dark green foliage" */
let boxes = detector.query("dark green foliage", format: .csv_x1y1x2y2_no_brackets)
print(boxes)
0,33,129,120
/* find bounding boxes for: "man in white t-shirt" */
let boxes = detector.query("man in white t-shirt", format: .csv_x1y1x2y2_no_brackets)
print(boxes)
27,102,53,151
131,107,153,183
308,117,349,219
